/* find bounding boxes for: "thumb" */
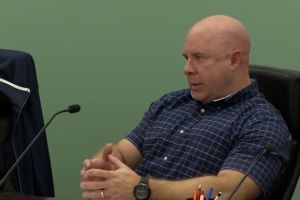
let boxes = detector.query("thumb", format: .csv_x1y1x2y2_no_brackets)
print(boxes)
102,143,113,161
108,154,127,169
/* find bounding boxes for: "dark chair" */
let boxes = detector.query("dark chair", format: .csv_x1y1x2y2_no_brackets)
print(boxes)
249,64,300,200
0,49,54,196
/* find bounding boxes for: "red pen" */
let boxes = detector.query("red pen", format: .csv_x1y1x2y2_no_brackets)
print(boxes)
193,189,200,200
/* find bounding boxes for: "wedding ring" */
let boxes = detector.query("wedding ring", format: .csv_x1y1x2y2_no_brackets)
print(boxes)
100,191,104,198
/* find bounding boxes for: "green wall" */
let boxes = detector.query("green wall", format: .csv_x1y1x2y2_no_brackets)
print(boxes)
1,1,299,198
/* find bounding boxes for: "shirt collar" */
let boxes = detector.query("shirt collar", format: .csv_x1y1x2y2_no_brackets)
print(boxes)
212,92,236,102
191,79,259,108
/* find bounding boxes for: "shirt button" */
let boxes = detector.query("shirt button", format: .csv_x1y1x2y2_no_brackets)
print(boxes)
164,156,168,161
200,108,205,113
179,130,184,133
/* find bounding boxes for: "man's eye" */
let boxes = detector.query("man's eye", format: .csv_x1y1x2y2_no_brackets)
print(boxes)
195,55,203,60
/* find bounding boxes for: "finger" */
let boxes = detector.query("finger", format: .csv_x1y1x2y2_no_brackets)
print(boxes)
88,157,112,170
82,159,92,170
82,190,103,199
90,157,101,167
80,180,107,190
102,143,113,161
81,160,92,181
108,154,127,169
84,168,112,179
81,169,88,180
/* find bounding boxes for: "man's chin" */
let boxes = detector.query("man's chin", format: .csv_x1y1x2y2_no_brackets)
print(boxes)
191,91,210,103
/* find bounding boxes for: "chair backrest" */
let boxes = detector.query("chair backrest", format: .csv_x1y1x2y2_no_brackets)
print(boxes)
0,49,54,196
249,64,300,200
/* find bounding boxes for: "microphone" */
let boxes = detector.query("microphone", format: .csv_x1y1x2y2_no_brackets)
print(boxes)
226,146,273,200
68,104,81,113
0,104,81,188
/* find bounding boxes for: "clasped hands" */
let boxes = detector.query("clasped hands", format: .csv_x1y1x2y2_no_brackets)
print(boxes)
80,143,140,200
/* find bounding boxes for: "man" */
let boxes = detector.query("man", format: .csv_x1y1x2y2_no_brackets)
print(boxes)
80,15,291,200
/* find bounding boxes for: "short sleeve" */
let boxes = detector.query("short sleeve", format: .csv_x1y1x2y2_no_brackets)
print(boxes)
126,100,158,155
221,112,291,198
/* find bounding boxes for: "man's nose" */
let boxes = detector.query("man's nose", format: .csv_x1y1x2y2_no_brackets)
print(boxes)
183,60,196,75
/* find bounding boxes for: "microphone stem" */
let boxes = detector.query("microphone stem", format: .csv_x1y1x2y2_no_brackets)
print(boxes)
227,151,267,200
0,109,68,188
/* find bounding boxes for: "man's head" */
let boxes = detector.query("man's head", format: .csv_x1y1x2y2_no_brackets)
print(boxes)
182,15,251,103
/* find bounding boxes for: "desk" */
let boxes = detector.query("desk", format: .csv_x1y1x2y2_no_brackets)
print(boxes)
0,194,55,200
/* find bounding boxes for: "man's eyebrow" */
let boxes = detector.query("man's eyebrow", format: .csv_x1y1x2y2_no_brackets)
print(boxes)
192,52,205,57
182,52,205,58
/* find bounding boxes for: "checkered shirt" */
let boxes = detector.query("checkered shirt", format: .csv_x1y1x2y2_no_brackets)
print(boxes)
126,81,291,198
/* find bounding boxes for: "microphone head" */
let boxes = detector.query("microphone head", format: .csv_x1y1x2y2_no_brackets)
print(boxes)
68,104,81,113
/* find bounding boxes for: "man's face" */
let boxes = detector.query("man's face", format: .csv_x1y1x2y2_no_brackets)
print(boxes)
182,31,233,103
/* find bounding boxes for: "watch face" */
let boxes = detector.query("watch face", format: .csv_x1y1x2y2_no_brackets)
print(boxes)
134,183,150,199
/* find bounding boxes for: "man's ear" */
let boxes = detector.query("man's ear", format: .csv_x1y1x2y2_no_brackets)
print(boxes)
230,50,241,71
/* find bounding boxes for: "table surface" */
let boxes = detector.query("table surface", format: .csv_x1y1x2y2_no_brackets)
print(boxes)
0,194,56,200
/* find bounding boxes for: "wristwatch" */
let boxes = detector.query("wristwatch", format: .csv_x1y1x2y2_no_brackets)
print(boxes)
134,177,151,200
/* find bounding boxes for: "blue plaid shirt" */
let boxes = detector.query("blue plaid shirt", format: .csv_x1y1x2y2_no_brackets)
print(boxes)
126,80,291,198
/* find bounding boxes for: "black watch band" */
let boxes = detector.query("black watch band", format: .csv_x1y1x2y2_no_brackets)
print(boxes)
140,177,149,184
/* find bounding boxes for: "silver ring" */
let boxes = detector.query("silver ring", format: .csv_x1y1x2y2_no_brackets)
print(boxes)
100,191,104,198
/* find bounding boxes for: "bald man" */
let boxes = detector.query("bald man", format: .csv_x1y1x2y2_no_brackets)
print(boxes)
80,15,291,200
